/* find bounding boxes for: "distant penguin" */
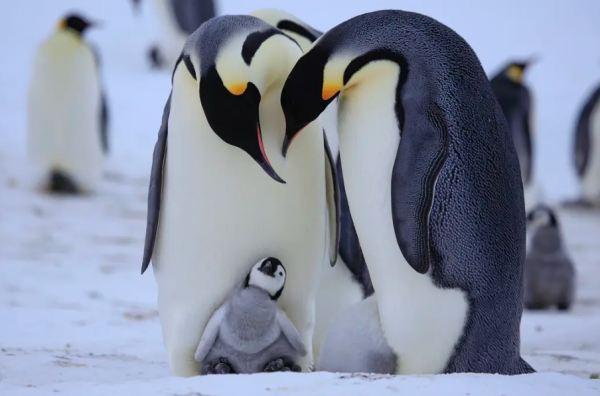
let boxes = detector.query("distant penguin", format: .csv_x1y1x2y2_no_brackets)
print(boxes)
524,205,576,311
280,10,534,375
131,0,217,70
564,81,600,209
141,15,340,376
250,8,373,362
490,59,538,212
317,295,396,374
195,258,307,374
27,13,108,194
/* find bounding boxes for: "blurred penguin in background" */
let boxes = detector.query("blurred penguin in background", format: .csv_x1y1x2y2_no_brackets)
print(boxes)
131,0,217,70
490,58,539,212
564,80,600,209
27,13,108,195
524,204,576,311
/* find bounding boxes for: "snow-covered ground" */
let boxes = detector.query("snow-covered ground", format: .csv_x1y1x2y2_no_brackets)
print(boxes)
1,0,599,394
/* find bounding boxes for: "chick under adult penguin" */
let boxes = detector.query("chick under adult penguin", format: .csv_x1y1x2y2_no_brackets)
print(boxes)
250,8,374,362
280,10,535,375
141,14,340,376
490,59,539,212
524,205,576,311
130,0,217,70
27,13,109,194
564,80,600,209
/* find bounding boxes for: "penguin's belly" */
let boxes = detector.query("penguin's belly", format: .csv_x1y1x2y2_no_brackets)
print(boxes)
581,99,600,201
337,61,468,375
27,33,103,191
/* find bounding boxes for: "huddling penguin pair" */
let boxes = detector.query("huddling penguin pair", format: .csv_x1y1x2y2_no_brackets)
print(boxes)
140,8,537,377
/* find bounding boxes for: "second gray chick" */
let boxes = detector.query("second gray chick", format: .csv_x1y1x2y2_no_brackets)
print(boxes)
525,204,576,311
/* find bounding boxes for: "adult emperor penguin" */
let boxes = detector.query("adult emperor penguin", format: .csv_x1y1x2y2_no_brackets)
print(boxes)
141,15,340,376
280,10,535,375
250,8,373,361
490,59,539,212
131,0,217,70
564,80,600,209
27,13,109,194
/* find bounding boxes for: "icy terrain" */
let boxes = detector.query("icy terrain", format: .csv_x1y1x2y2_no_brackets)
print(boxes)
1,0,599,394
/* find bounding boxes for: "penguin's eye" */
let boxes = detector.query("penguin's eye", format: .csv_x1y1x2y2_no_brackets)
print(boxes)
279,272,283,276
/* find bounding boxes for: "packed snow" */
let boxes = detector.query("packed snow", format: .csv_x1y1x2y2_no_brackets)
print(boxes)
1,0,599,394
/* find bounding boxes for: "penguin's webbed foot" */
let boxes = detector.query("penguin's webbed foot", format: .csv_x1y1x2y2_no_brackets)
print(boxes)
263,357,301,373
201,357,235,375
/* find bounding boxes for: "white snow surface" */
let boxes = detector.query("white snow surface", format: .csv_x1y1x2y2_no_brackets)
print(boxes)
1,0,599,394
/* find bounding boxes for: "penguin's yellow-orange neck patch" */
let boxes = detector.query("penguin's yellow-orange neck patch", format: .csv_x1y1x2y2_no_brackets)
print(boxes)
227,82,248,96
322,82,342,101
56,19,67,30
506,65,523,82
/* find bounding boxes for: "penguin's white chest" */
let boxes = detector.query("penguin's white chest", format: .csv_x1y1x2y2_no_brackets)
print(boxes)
337,61,468,375
581,98,600,201
26,31,103,191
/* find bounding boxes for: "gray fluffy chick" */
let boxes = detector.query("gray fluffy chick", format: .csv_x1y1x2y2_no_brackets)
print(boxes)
525,204,576,311
195,258,307,374
317,295,397,374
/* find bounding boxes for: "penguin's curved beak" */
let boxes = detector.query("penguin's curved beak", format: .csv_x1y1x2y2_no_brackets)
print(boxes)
256,123,286,184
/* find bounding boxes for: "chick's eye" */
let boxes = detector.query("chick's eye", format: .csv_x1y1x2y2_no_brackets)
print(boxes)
279,272,283,276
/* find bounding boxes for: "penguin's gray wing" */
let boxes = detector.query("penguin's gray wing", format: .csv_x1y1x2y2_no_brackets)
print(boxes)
276,309,307,357
195,302,230,362
336,154,374,297
141,92,171,274
391,102,449,274
520,87,533,184
90,44,109,154
574,85,600,177
170,0,217,36
324,129,341,266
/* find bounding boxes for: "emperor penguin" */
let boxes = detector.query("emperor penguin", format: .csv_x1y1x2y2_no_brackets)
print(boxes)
279,10,535,375
141,15,340,376
195,258,307,374
250,8,373,361
490,59,539,213
27,13,109,194
130,0,217,70
524,205,576,311
564,80,600,209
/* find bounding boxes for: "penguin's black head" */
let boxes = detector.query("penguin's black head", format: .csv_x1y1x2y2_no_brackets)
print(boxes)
175,15,304,184
526,204,559,228
59,14,97,36
245,257,286,300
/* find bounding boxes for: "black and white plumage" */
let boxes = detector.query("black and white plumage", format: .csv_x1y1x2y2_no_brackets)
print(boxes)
195,258,307,374
280,10,534,375
524,205,576,311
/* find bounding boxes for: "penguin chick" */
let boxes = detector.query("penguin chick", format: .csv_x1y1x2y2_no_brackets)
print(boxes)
195,258,307,374
317,295,397,375
524,205,576,311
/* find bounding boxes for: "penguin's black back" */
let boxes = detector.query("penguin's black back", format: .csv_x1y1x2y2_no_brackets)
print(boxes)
573,83,600,177
170,0,216,36
490,73,533,183
319,10,531,374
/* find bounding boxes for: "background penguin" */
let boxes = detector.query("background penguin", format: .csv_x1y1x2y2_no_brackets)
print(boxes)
27,13,108,194
130,0,217,70
250,8,373,362
280,10,534,375
490,58,539,212
524,205,576,311
140,15,340,376
564,80,600,209
195,258,307,374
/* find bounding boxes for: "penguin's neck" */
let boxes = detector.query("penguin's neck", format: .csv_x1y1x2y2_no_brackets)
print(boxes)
226,286,277,336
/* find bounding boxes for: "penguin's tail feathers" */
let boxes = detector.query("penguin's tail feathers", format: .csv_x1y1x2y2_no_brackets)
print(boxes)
48,169,80,195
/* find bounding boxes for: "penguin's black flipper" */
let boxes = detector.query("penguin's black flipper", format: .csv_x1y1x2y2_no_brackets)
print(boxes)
171,0,217,36
574,85,600,178
336,155,374,297
90,44,109,155
323,129,341,266
141,92,172,275
391,102,450,275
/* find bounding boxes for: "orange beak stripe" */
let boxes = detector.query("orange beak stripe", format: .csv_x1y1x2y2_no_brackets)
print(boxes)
227,82,247,96
322,83,341,101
